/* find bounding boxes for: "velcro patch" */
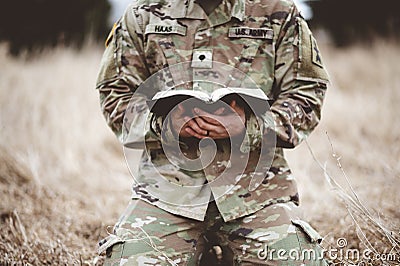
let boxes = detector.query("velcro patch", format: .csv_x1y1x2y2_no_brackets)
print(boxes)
311,35,323,68
145,24,187,36
191,49,213,69
229,27,273,39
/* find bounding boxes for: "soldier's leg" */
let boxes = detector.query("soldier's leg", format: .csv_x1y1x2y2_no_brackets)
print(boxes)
101,199,206,266
217,202,328,265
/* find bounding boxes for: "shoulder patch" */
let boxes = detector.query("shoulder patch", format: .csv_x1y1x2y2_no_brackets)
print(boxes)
145,24,186,36
296,17,329,83
311,35,323,68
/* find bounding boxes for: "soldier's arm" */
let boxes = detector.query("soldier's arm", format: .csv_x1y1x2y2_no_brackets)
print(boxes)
96,4,154,143
246,4,329,149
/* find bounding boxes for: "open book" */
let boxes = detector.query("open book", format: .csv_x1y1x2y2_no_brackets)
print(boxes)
148,87,271,116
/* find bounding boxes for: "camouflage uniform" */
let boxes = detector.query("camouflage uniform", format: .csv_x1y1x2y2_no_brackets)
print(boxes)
96,0,329,264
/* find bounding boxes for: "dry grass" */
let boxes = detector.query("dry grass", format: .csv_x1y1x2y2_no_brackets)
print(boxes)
0,44,134,265
0,41,399,265
285,41,400,264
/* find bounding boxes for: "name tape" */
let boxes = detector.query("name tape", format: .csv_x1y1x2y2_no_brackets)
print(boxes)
145,24,187,36
229,27,273,39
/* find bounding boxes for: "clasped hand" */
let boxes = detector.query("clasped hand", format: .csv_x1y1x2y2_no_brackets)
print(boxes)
170,100,246,139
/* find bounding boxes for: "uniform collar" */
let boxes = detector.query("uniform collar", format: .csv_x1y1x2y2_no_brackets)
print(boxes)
169,0,245,21
229,0,246,21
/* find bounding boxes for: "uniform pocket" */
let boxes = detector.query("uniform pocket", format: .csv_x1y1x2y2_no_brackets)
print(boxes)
228,37,275,91
291,219,323,244
144,36,187,88
98,234,124,255
144,30,183,68
235,39,264,73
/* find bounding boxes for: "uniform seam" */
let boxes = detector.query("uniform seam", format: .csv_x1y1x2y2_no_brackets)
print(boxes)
294,225,306,263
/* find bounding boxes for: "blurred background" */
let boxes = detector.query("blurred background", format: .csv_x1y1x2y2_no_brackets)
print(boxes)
0,0,399,265
1,0,399,54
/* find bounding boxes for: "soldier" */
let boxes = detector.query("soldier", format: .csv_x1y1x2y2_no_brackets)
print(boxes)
96,0,330,265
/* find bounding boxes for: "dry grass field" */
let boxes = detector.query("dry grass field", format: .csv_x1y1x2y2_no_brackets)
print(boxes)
0,40,399,265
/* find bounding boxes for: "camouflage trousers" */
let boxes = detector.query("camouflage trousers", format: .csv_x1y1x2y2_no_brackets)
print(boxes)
100,199,328,265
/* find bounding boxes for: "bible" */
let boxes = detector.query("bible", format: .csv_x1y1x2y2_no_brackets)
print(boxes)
147,87,271,116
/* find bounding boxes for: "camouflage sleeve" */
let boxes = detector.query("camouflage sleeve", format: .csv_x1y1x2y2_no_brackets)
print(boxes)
150,115,187,148
247,4,329,149
96,4,155,143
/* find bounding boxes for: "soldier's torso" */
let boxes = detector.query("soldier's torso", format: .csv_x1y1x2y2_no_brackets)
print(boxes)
126,0,300,221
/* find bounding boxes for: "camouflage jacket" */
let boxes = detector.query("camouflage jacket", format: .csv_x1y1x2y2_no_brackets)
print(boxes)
96,0,329,222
